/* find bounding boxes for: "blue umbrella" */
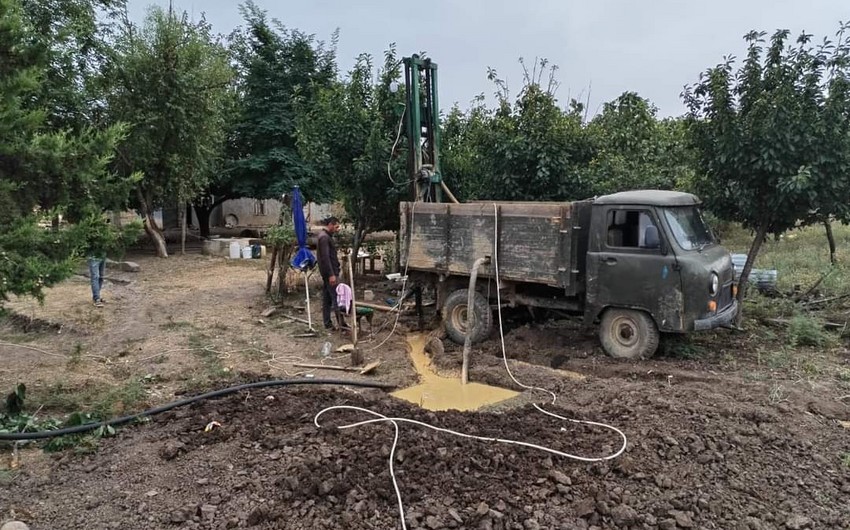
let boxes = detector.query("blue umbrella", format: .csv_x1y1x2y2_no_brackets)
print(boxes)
290,186,316,271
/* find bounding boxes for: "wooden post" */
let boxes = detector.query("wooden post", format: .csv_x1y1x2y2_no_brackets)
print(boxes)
266,247,279,293
348,254,363,366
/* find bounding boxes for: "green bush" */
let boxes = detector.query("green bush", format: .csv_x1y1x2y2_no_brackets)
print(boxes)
788,314,830,348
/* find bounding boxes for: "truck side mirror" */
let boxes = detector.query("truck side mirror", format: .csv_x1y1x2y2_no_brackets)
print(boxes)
644,225,660,249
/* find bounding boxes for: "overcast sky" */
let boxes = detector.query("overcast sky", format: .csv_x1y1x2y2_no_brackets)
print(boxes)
127,0,849,118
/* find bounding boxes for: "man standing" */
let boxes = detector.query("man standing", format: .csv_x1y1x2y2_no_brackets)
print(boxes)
316,216,341,330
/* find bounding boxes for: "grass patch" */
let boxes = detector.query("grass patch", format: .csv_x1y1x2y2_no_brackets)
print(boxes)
720,223,850,297
160,317,195,331
187,333,229,379
788,314,832,348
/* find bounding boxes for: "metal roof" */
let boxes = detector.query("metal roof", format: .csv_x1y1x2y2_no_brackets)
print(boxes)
594,190,700,206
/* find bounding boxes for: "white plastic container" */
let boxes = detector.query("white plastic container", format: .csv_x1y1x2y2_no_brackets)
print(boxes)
229,242,241,259
241,246,252,259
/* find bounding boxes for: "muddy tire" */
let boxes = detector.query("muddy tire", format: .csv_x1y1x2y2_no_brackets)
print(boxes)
442,289,493,345
599,308,659,359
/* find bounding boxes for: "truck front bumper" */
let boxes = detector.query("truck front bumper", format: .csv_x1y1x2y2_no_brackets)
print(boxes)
693,300,739,331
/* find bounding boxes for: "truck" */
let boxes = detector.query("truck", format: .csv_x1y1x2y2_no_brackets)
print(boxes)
400,190,738,358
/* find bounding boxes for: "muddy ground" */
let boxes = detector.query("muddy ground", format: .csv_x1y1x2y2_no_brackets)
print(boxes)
1,250,850,529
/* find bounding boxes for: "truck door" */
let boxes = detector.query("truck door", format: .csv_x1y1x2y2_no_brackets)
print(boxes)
586,206,683,331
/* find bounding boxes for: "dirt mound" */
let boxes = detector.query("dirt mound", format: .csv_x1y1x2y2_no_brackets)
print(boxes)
2,381,849,529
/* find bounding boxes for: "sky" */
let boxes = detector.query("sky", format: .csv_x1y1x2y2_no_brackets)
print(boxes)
127,0,850,118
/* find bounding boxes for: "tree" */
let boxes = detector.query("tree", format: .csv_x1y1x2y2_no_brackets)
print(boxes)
20,0,126,131
684,27,850,317
442,59,594,202
585,92,694,196
0,0,133,304
196,3,337,238
106,6,234,257
296,47,406,260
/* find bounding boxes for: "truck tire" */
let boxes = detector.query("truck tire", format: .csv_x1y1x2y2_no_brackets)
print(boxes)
599,308,659,359
442,289,493,345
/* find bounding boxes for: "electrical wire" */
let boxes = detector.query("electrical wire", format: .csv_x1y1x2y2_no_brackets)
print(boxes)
315,203,628,530
491,203,627,455
387,104,407,185
0,378,396,442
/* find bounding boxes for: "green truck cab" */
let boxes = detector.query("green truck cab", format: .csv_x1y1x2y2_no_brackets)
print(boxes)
401,190,738,359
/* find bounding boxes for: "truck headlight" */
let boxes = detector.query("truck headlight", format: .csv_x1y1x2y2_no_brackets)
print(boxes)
709,273,719,296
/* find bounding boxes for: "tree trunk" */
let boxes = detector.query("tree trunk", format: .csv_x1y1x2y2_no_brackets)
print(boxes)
735,222,769,326
136,186,168,258
192,196,228,239
266,246,279,294
195,204,212,238
824,220,836,265
178,198,187,255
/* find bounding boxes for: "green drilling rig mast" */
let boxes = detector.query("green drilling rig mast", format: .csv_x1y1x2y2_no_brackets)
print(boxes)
403,54,451,203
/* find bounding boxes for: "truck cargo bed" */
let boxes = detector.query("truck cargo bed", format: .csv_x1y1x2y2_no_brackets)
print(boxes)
400,201,590,293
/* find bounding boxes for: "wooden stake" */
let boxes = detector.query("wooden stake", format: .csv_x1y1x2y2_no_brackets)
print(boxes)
348,254,364,366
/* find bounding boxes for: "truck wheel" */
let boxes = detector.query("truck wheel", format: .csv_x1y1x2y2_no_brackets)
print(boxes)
442,289,493,345
599,308,659,359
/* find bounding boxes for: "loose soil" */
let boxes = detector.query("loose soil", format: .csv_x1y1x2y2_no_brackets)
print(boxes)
2,250,850,529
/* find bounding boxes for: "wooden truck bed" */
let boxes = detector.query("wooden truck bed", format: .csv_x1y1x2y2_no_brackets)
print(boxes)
400,201,589,293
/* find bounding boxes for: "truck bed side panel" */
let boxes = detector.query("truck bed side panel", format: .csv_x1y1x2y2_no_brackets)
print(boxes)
400,202,572,288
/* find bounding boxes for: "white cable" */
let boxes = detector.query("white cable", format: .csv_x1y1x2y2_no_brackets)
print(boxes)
492,204,557,404
311,203,628,530
387,104,406,185
315,405,626,463
490,202,626,456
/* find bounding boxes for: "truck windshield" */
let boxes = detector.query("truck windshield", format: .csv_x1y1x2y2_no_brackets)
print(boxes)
663,207,715,250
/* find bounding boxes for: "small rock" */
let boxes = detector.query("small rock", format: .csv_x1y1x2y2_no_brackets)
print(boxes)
574,498,595,518
448,508,463,524
199,504,217,521
145,490,159,497
425,515,442,529
476,502,490,516
523,519,540,530
1,522,30,530
611,505,639,526
549,469,571,485
159,440,185,461
170,509,191,523
785,514,813,530
659,519,678,530
670,510,694,528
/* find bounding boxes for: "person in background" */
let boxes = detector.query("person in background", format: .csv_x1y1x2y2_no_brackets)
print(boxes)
85,216,110,308
316,216,342,330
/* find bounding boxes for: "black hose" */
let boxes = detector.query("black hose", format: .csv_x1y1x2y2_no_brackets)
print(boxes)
0,378,395,441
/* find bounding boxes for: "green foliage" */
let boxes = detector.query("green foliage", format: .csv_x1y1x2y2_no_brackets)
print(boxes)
76,213,143,259
107,5,235,250
265,223,296,248
443,60,594,201
684,26,850,237
222,2,337,203
296,46,406,254
0,0,133,304
787,314,830,348
585,93,695,195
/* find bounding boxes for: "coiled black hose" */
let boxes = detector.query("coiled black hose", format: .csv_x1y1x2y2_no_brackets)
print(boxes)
0,378,395,441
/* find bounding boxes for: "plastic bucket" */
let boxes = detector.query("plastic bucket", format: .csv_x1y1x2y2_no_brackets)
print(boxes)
229,242,241,259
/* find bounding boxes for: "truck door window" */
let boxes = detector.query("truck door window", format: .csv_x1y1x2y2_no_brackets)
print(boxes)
606,210,659,249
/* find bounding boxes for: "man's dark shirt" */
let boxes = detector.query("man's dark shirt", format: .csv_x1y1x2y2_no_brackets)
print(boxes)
317,228,340,280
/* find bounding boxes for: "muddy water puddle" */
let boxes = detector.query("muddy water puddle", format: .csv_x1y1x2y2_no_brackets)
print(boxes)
391,335,519,411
